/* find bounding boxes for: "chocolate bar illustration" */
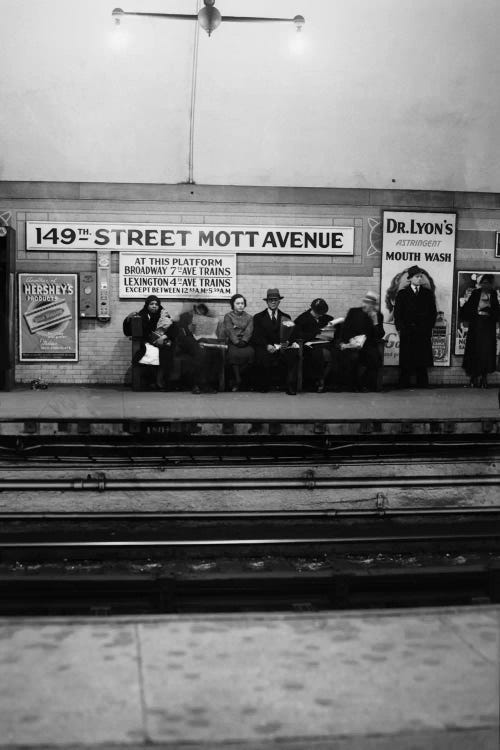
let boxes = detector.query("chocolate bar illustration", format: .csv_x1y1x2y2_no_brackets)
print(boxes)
24,300,72,334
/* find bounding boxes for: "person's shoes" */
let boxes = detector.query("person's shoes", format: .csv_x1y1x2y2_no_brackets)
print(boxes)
259,387,269,393
316,380,326,393
191,385,201,394
286,388,297,396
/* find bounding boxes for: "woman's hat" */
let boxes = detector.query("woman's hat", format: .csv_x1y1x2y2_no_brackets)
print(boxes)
193,302,209,315
264,288,284,300
479,274,494,285
144,294,161,307
407,265,424,279
311,298,328,314
362,292,379,305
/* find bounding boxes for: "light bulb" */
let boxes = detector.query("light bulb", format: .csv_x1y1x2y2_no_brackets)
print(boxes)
290,29,306,55
109,23,128,51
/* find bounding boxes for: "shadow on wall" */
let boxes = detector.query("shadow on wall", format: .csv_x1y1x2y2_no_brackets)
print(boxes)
87,336,131,384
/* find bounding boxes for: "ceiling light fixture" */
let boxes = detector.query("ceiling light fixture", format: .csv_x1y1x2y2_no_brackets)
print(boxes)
112,1,305,38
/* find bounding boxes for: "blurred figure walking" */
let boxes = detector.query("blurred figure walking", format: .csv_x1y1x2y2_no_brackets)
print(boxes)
461,274,499,388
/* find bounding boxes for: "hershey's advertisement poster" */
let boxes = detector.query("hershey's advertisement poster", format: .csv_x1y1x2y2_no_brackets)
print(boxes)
18,273,78,361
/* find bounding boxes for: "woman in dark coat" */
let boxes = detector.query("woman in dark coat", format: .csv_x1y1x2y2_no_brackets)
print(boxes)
394,266,437,388
461,274,499,388
222,294,254,391
131,295,178,389
290,298,333,392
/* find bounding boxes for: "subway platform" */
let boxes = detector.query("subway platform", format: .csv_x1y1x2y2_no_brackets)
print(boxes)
0,385,499,437
0,606,498,750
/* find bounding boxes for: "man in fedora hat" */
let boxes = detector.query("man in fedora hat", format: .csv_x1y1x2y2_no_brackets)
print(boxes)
338,291,385,391
394,266,437,388
251,288,299,394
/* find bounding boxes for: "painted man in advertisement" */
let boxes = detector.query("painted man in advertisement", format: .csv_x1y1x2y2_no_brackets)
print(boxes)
394,265,437,388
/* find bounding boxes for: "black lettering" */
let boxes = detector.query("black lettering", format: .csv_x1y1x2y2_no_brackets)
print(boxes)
144,229,158,246
331,233,343,248
160,230,175,247
94,229,109,246
199,230,214,246
262,232,277,248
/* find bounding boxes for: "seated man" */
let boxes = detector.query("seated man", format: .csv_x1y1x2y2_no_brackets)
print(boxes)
338,292,385,391
251,288,299,395
177,302,223,393
291,298,334,392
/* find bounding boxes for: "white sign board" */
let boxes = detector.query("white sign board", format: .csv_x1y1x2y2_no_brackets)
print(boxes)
380,211,457,367
27,222,355,255
119,252,236,299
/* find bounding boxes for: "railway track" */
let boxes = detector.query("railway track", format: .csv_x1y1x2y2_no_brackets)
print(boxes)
1,511,500,557
1,516,499,613
0,432,499,464
0,432,499,614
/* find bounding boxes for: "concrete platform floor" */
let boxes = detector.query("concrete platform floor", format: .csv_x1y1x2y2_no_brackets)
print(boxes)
0,385,498,423
0,607,498,750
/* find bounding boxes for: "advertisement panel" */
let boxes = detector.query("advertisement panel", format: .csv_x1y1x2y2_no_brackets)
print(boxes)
26,222,355,256
454,271,500,356
380,211,457,367
119,252,236,299
18,273,78,361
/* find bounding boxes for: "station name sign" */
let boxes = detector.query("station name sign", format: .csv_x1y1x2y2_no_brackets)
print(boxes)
26,222,355,255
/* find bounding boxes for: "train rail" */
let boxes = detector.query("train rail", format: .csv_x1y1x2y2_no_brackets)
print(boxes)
2,513,500,554
0,433,499,466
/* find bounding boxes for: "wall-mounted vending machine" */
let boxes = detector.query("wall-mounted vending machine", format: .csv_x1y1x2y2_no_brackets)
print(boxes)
78,272,97,318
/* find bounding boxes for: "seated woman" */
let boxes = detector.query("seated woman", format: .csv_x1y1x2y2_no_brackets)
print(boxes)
291,298,335,392
222,294,254,391
126,295,178,390
177,302,223,393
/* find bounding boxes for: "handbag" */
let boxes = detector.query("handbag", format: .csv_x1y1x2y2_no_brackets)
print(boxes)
138,342,160,366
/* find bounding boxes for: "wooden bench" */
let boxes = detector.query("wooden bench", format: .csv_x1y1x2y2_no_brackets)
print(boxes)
129,316,227,392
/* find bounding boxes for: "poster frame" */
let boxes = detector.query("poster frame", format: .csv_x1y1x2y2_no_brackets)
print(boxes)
18,272,79,363
380,209,457,368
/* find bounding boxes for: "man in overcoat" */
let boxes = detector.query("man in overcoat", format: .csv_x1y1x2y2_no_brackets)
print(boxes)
339,292,385,391
252,288,299,394
394,266,437,388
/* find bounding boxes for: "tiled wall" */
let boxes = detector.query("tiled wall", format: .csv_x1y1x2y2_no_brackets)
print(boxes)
1,182,498,386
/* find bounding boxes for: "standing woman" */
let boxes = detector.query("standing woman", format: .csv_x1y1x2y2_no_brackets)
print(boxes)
222,294,254,391
461,274,499,388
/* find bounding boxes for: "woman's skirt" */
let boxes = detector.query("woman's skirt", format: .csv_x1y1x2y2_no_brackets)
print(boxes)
227,343,254,366
464,317,497,376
